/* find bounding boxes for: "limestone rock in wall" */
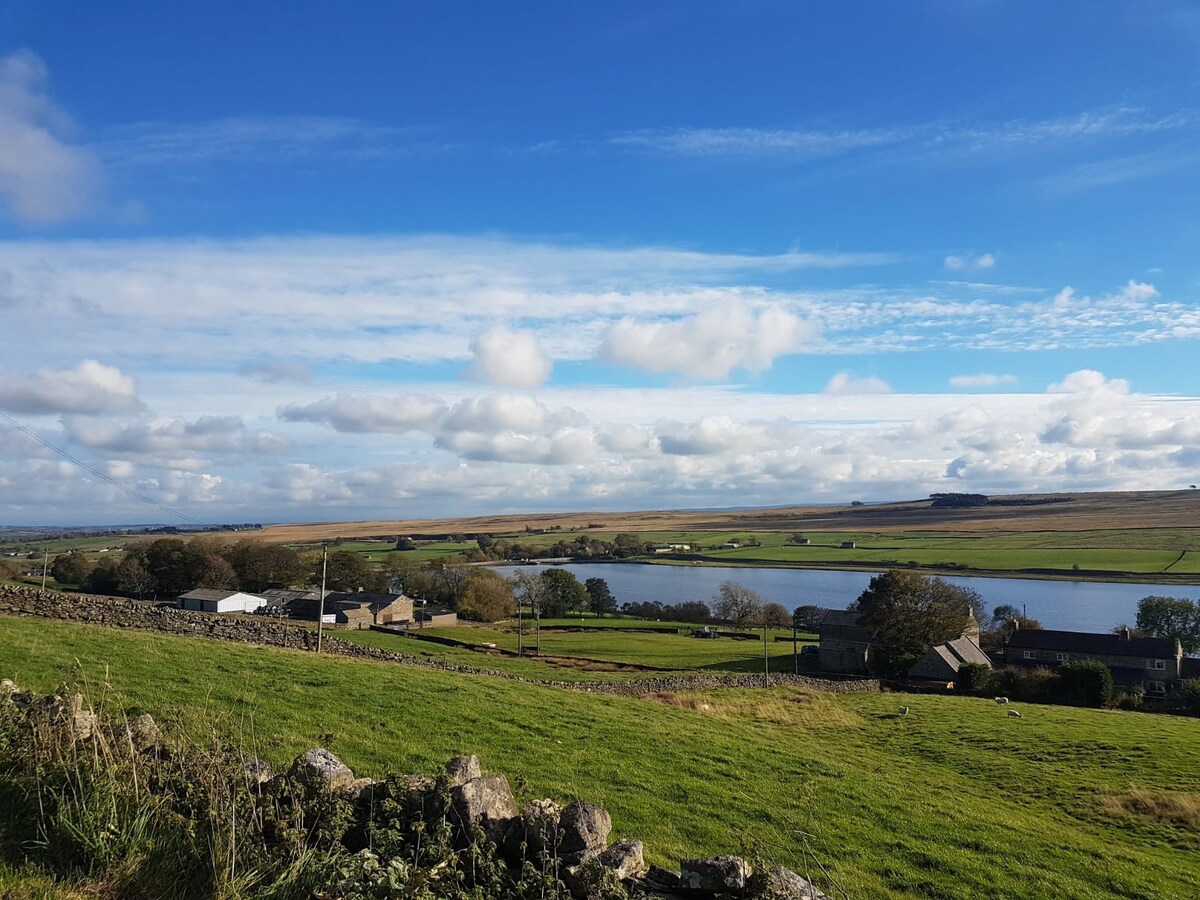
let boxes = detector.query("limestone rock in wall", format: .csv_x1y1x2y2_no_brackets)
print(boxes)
559,800,612,863
748,865,832,900
679,855,753,892
444,754,482,786
289,747,356,792
450,774,519,832
597,839,647,880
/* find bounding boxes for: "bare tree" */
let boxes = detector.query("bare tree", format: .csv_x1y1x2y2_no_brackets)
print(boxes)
713,581,764,625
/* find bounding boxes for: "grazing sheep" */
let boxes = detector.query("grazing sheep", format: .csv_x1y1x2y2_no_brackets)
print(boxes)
1008,710,1022,718
898,706,909,716
994,696,1009,704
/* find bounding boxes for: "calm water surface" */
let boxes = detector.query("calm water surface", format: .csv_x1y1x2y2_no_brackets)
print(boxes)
494,563,1200,633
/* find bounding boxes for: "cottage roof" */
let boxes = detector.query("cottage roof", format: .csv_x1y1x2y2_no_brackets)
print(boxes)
937,636,992,668
795,607,862,628
1180,657,1200,679
326,591,408,613
416,604,455,618
817,622,875,643
178,588,242,601
1007,628,1178,658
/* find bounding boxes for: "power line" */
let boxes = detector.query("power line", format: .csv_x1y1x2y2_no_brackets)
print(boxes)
0,411,204,526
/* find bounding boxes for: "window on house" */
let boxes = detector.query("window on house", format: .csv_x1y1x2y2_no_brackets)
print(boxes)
1023,650,1036,660
1146,659,1166,670
1055,652,1069,662
1147,681,1167,694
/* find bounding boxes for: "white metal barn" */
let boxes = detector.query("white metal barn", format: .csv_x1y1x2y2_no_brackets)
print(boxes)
176,588,267,613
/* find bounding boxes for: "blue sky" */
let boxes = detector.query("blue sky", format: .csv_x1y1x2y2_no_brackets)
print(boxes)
1,1,1199,523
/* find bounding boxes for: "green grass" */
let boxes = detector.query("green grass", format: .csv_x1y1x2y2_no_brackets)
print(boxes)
314,528,1200,580
3,615,1200,898
410,623,809,672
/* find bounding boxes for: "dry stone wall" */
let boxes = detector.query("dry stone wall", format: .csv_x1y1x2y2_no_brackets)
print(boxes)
0,586,878,695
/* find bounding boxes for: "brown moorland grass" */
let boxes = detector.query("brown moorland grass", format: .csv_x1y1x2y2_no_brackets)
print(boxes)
255,490,1200,543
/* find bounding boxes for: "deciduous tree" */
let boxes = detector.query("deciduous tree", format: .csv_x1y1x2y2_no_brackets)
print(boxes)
713,581,763,625
584,577,617,616
1135,595,1200,653
852,570,978,676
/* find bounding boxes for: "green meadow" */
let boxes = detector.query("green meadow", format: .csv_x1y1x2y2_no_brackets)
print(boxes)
2,615,1199,899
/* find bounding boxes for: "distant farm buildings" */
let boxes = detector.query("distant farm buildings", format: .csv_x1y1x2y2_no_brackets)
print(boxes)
176,586,456,630
177,589,269,614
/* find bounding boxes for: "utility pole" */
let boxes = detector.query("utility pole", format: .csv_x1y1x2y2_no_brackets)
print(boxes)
763,620,770,688
41,549,48,591
535,600,541,655
793,613,798,675
317,544,328,653
517,598,524,656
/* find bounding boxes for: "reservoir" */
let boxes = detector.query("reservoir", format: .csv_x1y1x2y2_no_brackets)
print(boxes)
494,563,1200,633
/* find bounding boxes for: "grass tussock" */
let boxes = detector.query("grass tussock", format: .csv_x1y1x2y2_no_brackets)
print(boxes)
640,688,864,729
1097,789,1200,831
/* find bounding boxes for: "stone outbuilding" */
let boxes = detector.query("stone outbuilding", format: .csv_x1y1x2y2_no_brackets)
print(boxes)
909,636,993,681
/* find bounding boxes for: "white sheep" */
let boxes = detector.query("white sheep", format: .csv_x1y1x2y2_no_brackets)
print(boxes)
898,706,909,716
1008,710,1022,718
994,696,1009,704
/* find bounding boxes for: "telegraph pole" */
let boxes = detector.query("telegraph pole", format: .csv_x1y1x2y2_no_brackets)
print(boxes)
517,597,524,655
317,544,328,653
793,613,799,675
41,549,48,591
763,620,769,688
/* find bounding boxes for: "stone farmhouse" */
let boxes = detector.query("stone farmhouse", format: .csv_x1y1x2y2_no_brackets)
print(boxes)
799,606,987,679
283,591,414,628
1003,627,1185,696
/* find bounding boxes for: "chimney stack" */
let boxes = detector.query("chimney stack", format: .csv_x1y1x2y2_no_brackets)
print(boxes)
1121,626,1131,640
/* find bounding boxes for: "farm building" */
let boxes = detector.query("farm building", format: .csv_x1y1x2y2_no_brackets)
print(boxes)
1004,627,1185,696
286,591,414,628
909,636,992,681
176,588,268,614
413,602,458,628
799,605,983,677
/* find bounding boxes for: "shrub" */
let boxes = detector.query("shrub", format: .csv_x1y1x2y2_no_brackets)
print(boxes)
1112,687,1144,710
954,662,993,695
1179,679,1200,716
1055,660,1114,708
990,666,1060,703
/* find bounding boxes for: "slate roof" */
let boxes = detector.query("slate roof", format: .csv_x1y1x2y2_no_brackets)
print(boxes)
794,606,862,629
930,637,992,669
260,587,324,603
1006,628,1178,658
1180,657,1200,679
178,588,242,601
326,591,408,613
817,622,875,643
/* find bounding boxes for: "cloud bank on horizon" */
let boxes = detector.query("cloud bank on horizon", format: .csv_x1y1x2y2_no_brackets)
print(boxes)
1,0,1198,523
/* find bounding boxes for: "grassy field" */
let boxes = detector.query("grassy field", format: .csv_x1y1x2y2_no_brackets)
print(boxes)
330,621,815,678
2,615,1199,899
324,525,1200,581
404,623,810,672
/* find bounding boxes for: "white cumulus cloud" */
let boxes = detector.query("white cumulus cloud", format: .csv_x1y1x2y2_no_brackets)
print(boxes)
0,360,143,415
278,394,447,433
825,372,892,395
466,326,553,388
600,303,818,380
1047,369,1130,395
0,50,100,224
944,253,996,271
